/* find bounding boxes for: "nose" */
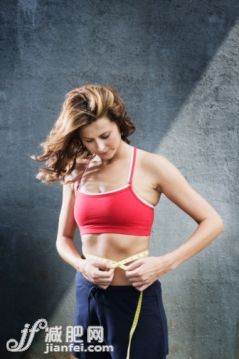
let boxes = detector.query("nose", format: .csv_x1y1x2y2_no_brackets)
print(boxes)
96,140,107,153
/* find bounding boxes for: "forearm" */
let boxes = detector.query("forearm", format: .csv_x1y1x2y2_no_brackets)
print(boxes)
166,217,224,270
56,236,85,272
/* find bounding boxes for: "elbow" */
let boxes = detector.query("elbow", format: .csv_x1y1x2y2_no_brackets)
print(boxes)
217,219,224,234
212,215,224,237
214,213,224,233
55,238,61,255
200,214,224,237
55,235,64,255
55,234,73,252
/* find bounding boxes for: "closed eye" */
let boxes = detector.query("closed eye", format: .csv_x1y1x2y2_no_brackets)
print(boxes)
84,134,110,143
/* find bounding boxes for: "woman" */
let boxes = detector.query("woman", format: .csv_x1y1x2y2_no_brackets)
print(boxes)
31,84,224,359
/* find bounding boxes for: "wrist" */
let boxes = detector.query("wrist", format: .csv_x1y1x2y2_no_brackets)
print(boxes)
163,252,180,271
74,256,85,273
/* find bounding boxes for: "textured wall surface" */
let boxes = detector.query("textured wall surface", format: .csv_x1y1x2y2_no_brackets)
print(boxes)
0,1,238,358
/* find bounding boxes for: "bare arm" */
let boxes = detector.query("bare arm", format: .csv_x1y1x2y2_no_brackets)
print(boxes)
56,182,84,272
125,153,224,290
154,154,224,269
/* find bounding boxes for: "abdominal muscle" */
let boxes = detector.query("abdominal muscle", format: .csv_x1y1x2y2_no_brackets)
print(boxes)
81,233,150,285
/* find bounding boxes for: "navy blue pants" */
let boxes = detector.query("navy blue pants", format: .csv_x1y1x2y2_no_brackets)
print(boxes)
71,271,169,359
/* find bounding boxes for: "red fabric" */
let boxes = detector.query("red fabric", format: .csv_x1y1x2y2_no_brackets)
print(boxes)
74,147,154,236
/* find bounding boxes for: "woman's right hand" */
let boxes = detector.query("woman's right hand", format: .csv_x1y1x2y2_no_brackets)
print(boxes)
77,258,115,289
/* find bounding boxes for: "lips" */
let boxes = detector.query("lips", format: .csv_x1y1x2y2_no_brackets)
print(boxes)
99,151,109,155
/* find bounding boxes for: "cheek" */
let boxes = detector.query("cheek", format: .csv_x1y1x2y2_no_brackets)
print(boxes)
109,137,120,147
111,131,121,142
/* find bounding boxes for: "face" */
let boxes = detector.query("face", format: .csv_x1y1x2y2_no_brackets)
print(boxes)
80,116,122,159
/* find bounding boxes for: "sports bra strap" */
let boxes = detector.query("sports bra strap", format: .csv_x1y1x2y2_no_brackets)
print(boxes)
74,148,136,193
128,146,136,184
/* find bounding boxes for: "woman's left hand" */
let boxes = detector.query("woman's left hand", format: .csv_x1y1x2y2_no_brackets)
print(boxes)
125,255,174,291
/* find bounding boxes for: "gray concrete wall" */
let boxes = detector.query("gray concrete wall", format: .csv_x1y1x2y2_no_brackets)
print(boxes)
1,0,238,358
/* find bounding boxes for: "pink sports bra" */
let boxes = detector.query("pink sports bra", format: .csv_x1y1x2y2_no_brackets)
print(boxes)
73,146,154,236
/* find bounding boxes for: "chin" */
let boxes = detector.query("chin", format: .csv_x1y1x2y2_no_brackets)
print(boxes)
105,151,112,157
103,149,117,160
98,150,112,157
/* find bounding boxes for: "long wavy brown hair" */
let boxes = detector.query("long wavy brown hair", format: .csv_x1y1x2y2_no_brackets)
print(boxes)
30,84,136,185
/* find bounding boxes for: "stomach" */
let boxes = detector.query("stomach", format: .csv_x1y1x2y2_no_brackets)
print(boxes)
81,233,150,285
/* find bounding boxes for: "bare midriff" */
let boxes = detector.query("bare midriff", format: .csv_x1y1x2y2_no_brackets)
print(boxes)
81,233,150,285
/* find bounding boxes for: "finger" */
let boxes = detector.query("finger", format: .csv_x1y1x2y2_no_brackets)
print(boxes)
135,279,155,291
125,260,143,272
94,262,116,271
125,269,142,278
97,278,114,288
97,282,110,287
98,266,115,272
94,268,115,278
131,281,144,288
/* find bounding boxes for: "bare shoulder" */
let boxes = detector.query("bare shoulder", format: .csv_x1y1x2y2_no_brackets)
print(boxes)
64,157,91,192
137,147,172,177
136,147,187,193
62,181,75,198
58,183,75,222
137,147,168,167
